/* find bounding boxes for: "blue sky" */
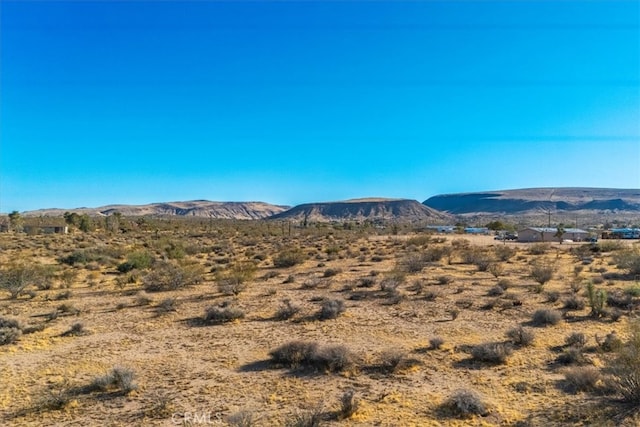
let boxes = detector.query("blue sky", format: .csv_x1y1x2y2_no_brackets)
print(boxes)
1,0,639,212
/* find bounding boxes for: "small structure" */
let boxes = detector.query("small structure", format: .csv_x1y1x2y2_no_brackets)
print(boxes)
23,225,68,235
518,227,589,243
604,228,640,239
426,225,456,233
464,227,489,235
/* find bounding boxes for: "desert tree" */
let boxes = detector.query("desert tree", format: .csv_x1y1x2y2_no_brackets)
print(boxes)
8,210,23,232
0,262,41,299
555,224,566,243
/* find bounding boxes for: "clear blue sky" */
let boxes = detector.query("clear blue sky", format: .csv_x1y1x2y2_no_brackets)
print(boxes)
1,0,639,212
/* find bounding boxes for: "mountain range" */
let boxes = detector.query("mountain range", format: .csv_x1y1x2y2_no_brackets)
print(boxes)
18,187,640,223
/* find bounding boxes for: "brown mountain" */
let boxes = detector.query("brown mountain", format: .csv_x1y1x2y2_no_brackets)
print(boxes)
270,198,452,223
423,188,640,216
23,201,289,220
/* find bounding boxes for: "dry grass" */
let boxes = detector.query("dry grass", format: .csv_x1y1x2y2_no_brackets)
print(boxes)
0,223,638,426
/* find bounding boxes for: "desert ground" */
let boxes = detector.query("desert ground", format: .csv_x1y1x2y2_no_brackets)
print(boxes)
1,220,640,426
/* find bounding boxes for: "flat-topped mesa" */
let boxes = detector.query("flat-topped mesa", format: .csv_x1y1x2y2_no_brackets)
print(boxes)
270,198,452,223
424,187,640,215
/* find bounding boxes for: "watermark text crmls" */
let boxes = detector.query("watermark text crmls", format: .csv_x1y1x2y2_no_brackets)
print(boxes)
171,411,224,425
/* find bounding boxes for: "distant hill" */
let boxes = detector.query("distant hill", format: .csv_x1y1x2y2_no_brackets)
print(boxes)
423,188,640,216
23,201,289,220
270,198,452,223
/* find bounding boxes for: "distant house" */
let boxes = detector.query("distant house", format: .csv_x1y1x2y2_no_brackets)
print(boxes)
518,227,589,243
426,225,456,233
464,227,489,235
605,228,640,239
23,225,68,235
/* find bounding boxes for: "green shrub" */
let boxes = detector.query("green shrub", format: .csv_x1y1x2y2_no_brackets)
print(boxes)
0,262,42,299
614,248,640,275
530,262,554,287
586,281,607,318
216,262,256,295
117,250,154,273
142,261,204,292
273,249,305,268
494,246,516,261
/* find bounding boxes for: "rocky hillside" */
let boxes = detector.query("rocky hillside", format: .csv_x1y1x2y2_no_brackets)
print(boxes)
23,201,289,220
270,198,451,223
423,188,640,215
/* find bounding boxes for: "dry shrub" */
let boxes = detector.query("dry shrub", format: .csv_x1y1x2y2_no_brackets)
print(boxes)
530,262,554,286
556,347,589,366
318,299,345,320
564,366,601,392
270,341,319,368
143,261,204,292
442,389,489,418
532,309,562,326
529,243,550,255
429,336,445,350
565,332,588,348
203,303,245,324
336,390,359,420
607,321,640,403
269,341,355,373
88,366,138,394
506,326,535,347
563,295,586,311
216,261,256,295
471,342,512,364
273,249,305,268
275,299,301,320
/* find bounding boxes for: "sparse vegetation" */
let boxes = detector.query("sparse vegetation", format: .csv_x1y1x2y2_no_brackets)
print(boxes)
614,248,640,276
1,218,638,425
607,321,640,403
